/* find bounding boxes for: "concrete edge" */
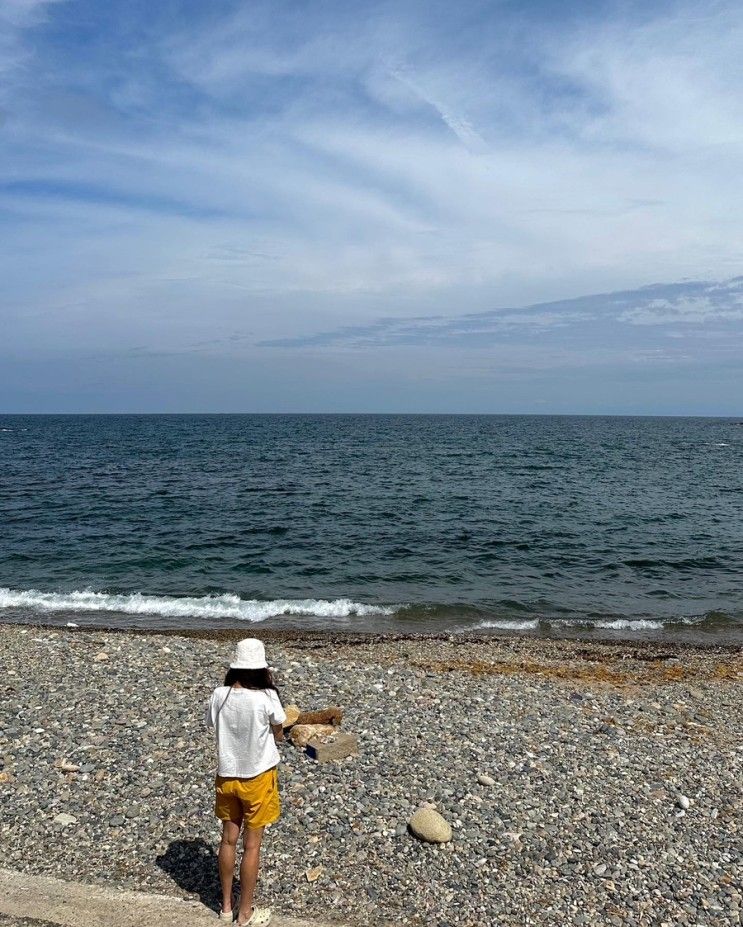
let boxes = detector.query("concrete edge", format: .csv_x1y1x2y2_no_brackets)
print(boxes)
0,869,344,927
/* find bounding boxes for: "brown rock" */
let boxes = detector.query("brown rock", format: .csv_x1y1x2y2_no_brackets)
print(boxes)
296,707,343,727
283,704,301,728
290,724,335,748
305,865,324,883
306,732,359,763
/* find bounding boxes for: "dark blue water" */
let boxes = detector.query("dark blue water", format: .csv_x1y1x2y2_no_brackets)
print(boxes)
1,414,741,641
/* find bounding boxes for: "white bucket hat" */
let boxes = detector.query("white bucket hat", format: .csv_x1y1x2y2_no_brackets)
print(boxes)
230,637,268,670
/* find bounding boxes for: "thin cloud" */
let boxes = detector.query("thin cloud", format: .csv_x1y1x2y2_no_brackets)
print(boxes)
260,276,743,350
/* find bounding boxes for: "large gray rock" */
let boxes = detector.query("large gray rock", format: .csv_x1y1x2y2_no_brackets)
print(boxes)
53,813,77,826
408,807,452,844
306,732,359,763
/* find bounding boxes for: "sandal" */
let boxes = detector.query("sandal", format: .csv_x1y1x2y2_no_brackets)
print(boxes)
218,894,236,921
238,907,272,927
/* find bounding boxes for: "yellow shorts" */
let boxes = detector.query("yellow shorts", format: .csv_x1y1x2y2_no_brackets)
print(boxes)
214,767,280,829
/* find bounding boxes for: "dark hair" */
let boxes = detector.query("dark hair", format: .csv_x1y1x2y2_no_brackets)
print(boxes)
224,666,280,696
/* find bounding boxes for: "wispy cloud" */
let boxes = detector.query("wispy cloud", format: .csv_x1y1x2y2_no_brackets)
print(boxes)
0,0,62,28
0,0,62,78
260,276,743,349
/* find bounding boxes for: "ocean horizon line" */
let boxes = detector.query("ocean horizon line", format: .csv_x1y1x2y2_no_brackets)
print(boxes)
2,411,742,419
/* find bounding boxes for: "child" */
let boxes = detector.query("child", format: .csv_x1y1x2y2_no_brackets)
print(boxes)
205,638,286,926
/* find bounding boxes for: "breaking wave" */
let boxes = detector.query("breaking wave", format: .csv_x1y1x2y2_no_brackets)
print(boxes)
473,613,736,634
0,587,738,639
0,587,397,622
475,618,540,631
591,618,664,631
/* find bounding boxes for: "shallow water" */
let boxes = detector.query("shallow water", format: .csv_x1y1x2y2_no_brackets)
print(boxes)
0,414,741,641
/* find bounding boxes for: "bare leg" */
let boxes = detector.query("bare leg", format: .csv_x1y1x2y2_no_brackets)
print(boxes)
218,820,241,914
237,825,265,923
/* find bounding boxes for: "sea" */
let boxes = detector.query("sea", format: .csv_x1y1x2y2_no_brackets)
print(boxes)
0,414,741,643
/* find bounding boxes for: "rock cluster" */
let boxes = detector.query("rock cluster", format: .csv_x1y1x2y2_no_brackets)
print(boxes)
282,703,355,763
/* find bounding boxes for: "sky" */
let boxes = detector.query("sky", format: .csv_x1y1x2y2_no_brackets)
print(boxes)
1,0,742,414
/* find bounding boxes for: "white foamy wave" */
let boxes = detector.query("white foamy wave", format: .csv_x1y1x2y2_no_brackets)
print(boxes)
592,618,664,631
475,619,540,631
593,615,709,630
0,587,397,622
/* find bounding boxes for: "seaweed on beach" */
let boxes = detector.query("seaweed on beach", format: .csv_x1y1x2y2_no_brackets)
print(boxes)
408,655,742,687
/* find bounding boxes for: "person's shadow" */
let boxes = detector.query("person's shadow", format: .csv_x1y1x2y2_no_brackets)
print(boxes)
156,839,233,912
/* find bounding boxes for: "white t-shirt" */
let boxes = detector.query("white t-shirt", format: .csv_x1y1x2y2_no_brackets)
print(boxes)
205,686,287,779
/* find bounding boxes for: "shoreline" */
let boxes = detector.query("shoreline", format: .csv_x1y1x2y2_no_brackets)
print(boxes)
1,625,741,926
2,616,742,654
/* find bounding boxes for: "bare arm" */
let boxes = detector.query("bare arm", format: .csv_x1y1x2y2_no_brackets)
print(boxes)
272,723,284,743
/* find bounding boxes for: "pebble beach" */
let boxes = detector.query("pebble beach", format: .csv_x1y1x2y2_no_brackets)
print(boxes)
1,624,741,927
